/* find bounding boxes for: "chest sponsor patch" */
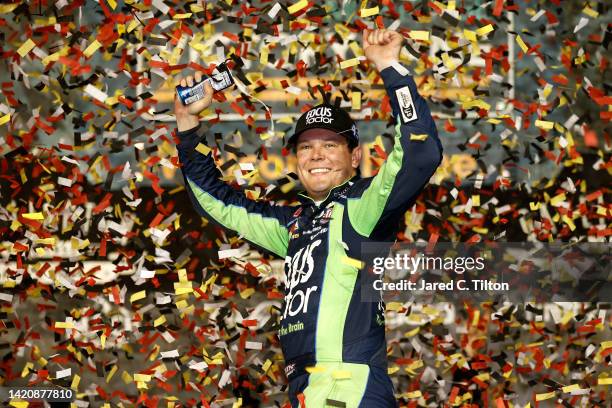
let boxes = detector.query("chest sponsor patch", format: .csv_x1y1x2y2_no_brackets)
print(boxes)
395,86,418,123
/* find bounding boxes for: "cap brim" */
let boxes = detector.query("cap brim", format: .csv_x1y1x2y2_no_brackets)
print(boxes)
286,124,352,148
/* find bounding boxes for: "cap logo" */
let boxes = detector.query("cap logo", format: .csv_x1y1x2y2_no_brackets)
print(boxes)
305,106,333,125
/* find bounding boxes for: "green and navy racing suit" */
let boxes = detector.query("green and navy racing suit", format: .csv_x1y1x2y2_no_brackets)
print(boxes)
176,64,442,407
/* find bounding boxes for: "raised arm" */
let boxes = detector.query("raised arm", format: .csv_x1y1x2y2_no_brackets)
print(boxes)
347,29,443,239
174,74,291,258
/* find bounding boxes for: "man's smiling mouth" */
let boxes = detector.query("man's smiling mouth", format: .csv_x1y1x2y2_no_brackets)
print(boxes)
309,168,331,174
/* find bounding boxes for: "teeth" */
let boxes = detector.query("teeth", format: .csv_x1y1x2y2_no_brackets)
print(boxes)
310,168,330,174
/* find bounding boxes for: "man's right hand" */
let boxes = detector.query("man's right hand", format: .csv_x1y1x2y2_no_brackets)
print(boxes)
174,72,214,132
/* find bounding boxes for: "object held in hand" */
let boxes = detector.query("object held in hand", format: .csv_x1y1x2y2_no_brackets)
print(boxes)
176,62,234,105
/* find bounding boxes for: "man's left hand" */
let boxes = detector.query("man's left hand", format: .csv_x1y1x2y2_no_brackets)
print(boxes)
362,29,404,72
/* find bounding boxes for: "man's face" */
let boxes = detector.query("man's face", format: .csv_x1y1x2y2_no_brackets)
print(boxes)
295,129,361,201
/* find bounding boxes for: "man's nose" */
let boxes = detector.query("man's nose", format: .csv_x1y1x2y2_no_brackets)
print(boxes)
310,144,324,160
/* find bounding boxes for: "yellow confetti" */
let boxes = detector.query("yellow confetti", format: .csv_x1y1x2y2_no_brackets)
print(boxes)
462,99,491,110
262,359,272,372
17,38,36,57
154,316,167,327
352,92,361,110
0,4,19,13
83,40,102,58
342,256,364,269
288,0,308,14
561,384,581,393
280,180,295,193
106,365,118,383
535,391,555,401
529,202,541,210
260,47,269,65
9,402,29,408
134,373,151,382
22,212,44,220
404,390,422,399
240,288,255,299
305,365,327,373
472,195,480,206
562,215,576,231
130,290,146,302
195,143,212,156
408,31,430,41
535,120,554,130
359,6,379,17
388,366,399,375
386,302,402,311
598,377,612,385
582,6,598,18
516,35,529,53
476,24,494,37
404,327,420,337
36,237,56,245
55,321,74,329
340,58,360,69
410,134,428,141
550,193,566,206
107,0,117,9
71,374,80,390
0,114,10,126
173,13,193,19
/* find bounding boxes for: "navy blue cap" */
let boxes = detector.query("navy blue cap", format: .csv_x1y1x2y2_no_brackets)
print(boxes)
287,104,359,148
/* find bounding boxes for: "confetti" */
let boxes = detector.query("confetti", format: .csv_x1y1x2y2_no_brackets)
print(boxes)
408,31,430,41
0,2,609,407
359,7,379,18
16,39,36,57
287,0,308,14
340,58,361,69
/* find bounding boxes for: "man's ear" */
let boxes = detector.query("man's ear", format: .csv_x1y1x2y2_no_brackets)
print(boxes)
351,145,362,169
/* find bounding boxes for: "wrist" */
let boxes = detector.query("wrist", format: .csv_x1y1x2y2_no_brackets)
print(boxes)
176,114,200,132
375,59,399,72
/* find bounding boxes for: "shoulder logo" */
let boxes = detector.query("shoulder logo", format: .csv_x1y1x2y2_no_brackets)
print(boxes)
284,362,296,376
395,86,418,123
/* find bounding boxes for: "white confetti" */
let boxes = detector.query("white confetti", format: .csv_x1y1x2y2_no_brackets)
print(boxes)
84,84,109,103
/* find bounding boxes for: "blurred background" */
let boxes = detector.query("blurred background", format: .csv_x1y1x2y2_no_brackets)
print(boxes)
0,0,610,407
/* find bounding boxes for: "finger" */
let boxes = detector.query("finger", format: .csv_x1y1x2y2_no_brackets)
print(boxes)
377,29,386,45
186,76,194,87
373,29,381,45
389,31,403,46
362,29,370,48
203,81,214,98
180,77,187,87
383,31,391,44
194,71,203,83
368,30,376,46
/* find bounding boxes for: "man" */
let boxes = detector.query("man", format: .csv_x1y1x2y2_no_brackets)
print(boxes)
174,29,442,407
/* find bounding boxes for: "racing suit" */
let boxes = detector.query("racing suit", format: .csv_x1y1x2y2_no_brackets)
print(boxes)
176,64,442,407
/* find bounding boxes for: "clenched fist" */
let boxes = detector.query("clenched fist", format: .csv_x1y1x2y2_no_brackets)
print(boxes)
174,72,214,132
362,29,404,72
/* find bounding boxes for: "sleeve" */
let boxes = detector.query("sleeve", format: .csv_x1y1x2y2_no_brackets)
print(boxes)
346,64,443,239
176,124,291,258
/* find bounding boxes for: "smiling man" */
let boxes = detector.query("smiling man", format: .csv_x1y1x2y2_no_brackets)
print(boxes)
174,28,442,407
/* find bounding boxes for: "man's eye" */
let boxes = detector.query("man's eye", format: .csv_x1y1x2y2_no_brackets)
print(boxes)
298,145,311,150
325,143,338,148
